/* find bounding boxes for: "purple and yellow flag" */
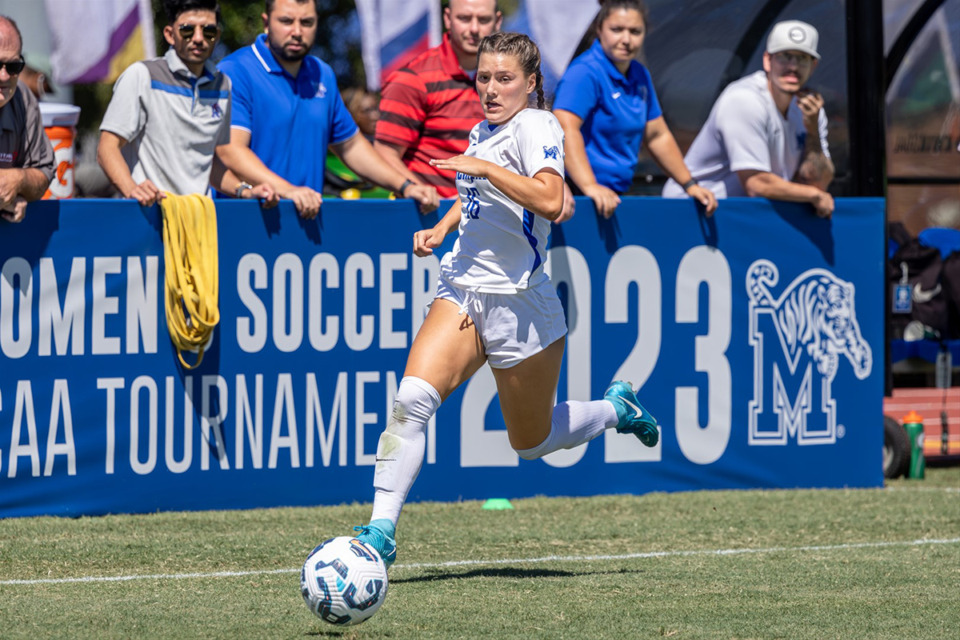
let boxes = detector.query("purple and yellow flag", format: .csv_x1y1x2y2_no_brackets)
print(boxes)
46,0,155,85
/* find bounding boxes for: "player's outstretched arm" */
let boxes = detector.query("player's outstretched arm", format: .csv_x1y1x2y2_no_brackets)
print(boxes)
429,155,564,220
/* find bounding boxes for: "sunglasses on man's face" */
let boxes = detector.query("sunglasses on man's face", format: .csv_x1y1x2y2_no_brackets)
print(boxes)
0,57,25,75
772,51,814,66
178,23,219,42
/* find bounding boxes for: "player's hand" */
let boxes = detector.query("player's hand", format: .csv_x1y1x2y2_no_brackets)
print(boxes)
413,226,447,257
796,89,824,132
126,180,165,206
280,186,322,219
811,190,834,218
404,183,440,215
0,196,28,223
429,155,490,179
555,182,576,223
581,183,621,219
687,184,718,217
245,183,279,208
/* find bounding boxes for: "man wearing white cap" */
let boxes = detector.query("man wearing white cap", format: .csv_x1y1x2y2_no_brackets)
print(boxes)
663,20,834,218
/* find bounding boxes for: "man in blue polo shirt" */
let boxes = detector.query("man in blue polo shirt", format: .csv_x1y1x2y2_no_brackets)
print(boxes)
216,0,439,219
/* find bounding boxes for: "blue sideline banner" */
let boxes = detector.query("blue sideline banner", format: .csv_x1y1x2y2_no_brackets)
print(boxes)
0,197,884,517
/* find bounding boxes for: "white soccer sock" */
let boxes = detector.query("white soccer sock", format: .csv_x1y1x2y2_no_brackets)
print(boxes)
515,400,618,460
369,376,441,526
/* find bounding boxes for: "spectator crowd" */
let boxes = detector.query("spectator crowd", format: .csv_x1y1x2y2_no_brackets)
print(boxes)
0,0,834,223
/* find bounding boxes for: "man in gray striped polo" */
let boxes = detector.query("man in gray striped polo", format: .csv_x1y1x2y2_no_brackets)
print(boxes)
98,0,275,207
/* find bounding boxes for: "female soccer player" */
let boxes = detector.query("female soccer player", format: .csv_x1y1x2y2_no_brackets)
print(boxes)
553,0,717,218
352,32,658,568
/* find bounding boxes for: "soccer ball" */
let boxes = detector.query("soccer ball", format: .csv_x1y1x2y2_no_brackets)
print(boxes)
300,536,389,626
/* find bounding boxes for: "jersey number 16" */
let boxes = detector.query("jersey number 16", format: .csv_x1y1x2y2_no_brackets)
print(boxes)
463,187,481,219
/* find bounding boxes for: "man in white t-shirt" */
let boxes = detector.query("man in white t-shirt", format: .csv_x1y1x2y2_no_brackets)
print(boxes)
662,20,834,217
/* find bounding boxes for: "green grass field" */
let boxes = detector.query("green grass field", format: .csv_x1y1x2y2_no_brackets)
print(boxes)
1,468,957,639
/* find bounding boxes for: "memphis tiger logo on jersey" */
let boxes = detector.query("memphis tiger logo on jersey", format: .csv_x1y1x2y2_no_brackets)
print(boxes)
746,259,872,445
542,145,560,160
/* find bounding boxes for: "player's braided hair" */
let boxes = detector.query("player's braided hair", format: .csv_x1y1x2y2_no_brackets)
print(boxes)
476,32,545,109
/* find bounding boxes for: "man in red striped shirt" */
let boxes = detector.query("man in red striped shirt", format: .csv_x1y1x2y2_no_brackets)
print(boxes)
374,0,502,199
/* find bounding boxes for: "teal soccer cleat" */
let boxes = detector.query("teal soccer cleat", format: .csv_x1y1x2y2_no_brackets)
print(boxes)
604,381,659,447
353,519,397,568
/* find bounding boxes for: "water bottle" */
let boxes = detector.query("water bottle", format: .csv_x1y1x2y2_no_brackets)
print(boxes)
902,411,925,480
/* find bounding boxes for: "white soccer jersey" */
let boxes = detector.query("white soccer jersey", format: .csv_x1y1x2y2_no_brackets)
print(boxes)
439,108,565,293
662,70,830,198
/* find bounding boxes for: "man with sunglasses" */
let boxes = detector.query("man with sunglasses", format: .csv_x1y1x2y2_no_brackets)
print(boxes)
0,15,54,224
216,0,439,219
662,20,835,218
98,0,275,206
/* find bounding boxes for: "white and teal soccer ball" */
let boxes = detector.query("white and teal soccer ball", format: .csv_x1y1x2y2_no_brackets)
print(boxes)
300,536,389,626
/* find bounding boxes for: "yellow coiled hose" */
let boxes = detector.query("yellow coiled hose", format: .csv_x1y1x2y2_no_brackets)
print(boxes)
159,193,219,369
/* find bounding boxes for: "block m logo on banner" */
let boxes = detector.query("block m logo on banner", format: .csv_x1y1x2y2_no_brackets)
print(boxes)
746,260,872,446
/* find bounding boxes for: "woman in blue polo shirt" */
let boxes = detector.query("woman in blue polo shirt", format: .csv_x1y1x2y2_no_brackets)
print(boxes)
554,0,716,218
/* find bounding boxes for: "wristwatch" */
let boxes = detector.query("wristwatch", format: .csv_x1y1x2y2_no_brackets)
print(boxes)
397,179,414,197
681,178,699,191
235,181,254,198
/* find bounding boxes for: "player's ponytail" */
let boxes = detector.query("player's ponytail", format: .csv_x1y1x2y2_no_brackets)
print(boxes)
535,70,544,109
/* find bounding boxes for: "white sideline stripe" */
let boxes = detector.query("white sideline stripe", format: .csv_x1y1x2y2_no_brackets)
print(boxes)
0,568,295,586
2,538,958,586
886,486,960,493
398,537,960,570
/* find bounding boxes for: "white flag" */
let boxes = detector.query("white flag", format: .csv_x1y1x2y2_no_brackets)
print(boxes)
356,0,441,91
525,0,597,77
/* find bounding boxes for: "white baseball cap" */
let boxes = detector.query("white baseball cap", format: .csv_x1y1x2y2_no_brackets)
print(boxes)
766,20,820,59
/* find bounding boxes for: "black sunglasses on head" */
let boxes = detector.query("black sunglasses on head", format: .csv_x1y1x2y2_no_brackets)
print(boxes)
178,23,219,41
0,57,25,75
